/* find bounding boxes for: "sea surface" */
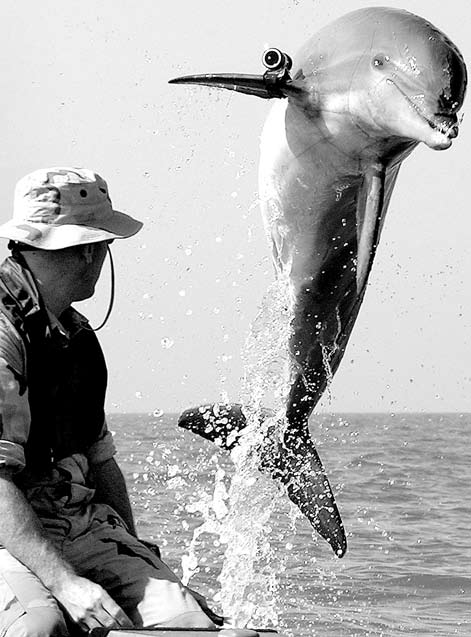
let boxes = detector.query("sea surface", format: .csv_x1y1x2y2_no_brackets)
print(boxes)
108,412,471,637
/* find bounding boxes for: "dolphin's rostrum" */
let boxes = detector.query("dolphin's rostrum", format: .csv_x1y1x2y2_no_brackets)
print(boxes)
171,7,467,557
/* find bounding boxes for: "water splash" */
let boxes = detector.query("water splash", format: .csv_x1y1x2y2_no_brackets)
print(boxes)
220,274,295,626
181,458,229,586
319,307,342,403
182,275,296,626
214,446,282,626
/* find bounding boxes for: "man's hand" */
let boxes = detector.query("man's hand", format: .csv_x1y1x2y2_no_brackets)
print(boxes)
52,574,133,631
0,475,133,631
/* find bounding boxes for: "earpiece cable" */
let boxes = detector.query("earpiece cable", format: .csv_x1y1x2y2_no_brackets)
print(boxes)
90,245,115,331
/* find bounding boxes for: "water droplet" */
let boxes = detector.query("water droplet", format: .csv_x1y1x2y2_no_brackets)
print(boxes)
153,409,164,418
161,337,174,349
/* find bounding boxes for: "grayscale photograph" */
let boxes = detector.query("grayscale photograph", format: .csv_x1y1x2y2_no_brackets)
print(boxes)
0,1,469,636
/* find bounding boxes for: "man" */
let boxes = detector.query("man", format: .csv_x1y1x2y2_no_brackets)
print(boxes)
0,168,219,635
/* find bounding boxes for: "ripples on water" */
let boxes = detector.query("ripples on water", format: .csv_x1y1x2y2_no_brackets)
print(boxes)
110,412,471,636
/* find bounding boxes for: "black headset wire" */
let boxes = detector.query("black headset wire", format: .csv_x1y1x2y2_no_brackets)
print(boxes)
91,244,115,331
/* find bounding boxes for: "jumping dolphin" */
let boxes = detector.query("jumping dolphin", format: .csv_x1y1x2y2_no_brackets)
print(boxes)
170,7,467,557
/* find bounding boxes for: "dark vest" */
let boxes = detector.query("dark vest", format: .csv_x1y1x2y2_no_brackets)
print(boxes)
0,256,107,476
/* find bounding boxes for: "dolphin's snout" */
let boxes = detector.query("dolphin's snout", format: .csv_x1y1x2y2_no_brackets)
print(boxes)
432,113,460,140
446,118,459,139
448,124,459,139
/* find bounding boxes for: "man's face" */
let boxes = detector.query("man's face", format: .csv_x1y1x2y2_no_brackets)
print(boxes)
72,240,112,302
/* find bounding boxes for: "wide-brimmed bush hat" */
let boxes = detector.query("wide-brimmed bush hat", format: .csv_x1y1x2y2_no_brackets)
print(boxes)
0,167,143,249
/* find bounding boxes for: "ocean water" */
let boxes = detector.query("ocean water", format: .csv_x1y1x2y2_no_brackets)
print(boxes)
109,412,471,637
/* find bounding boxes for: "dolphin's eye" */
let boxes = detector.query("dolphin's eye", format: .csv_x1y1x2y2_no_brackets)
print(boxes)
372,54,390,69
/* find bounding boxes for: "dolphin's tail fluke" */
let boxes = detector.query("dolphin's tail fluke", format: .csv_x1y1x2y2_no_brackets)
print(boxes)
178,403,347,557
178,403,251,450
271,437,347,557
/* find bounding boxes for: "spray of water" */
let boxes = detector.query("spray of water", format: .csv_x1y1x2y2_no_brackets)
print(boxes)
219,274,295,626
181,274,296,626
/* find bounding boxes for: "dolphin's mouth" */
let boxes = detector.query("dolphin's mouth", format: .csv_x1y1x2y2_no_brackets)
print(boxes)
387,78,459,140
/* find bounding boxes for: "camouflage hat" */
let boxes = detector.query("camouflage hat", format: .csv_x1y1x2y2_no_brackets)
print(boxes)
0,167,143,249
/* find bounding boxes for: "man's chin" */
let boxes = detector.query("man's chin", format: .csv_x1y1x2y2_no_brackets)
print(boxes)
74,286,96,303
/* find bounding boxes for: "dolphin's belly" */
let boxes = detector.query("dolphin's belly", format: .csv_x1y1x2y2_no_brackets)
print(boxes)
260,128,363,301
259,102,408,389
259,102,405,307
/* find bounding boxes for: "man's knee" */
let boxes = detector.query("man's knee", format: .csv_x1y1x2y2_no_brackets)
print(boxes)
7,607,68,637
157,610,216,629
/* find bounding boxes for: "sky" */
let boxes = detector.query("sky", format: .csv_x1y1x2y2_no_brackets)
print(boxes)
0,0,470,413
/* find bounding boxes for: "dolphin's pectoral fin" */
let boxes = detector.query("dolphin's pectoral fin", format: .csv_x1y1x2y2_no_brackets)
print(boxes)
263,434,347,558
355,164,387,291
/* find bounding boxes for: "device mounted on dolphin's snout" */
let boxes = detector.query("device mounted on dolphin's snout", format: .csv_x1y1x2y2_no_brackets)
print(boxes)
260,48,294,96
169,47,302,99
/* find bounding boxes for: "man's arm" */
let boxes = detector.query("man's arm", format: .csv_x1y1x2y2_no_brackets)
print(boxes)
0,321,132,630
0,471,133,630
90,457,137,536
